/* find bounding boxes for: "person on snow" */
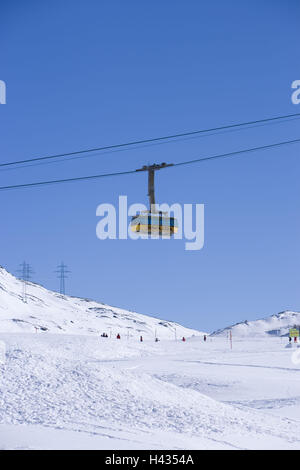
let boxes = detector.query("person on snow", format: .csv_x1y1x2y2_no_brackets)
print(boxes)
116,333,121,339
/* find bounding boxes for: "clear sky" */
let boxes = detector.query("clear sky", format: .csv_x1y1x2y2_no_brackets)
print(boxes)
1,0,300,332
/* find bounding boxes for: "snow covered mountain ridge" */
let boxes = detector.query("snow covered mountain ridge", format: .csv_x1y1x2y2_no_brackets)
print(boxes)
1,264,297,340
211,310,300,337
0,266,202,339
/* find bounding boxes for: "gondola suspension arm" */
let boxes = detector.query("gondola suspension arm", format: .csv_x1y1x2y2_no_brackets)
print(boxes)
136,163,174,212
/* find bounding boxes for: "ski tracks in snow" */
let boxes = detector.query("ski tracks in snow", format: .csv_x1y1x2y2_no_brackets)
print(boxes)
0,333,300,449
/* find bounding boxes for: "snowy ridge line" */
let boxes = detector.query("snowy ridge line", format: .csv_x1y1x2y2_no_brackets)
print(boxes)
0,266,204,339
211,310,300,337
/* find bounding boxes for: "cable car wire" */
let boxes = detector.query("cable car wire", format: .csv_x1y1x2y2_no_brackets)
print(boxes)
0,136,299,192
2,114,300,174
173,136,300,167
1,112,300,169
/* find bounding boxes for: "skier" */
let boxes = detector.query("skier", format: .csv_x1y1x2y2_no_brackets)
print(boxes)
204,335,207,342
140,336,143,342
116,333,121,339
182,337,186,342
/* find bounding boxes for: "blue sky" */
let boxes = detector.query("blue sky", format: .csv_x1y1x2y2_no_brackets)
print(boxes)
0,0,299,332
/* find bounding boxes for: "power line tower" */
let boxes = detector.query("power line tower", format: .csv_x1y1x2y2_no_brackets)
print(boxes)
55,262,70,295
18,261,34,303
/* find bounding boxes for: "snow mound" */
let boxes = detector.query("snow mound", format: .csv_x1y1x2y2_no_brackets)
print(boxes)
0,266,203,339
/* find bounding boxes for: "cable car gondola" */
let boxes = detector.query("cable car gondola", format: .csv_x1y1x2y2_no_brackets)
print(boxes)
130,163,178,236
131,210,178,235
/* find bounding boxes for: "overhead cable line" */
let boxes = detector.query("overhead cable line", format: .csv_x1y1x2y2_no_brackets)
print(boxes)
1,112,300,169
0,136,299,192
2,115,300,174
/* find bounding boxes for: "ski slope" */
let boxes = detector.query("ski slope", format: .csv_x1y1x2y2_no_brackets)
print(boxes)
0,266,202,340
0,266,300,450
0,332,300,450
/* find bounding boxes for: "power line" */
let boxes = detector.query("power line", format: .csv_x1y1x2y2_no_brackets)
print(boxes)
1,112,300,169
0,136,299,192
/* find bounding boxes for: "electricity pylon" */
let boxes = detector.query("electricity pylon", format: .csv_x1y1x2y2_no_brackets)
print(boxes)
18,261,34,303
55,262,70,295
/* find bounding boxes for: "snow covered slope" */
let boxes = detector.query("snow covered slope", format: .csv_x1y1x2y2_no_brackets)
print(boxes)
0,266,202,339
1,266,300,450
0,333,300,450
211,311,300,337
